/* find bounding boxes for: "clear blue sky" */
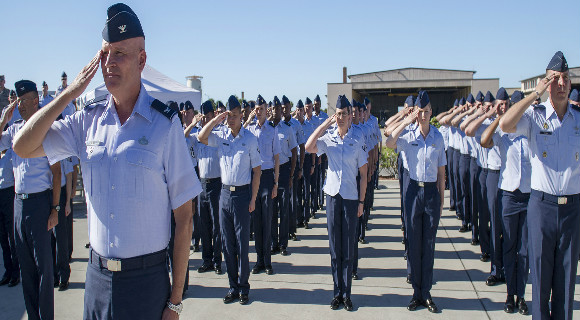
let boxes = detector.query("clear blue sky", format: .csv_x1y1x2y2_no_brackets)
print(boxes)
1,0,578,107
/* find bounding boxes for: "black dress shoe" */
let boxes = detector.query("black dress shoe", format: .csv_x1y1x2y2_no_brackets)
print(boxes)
456,214,462,220
406,275,411,284
198,264,214,273
265,267,274,275
252,265,265,274
8,278,19,287
296,222,305,228
239,294,249,305
423,298,439,313
407,298,421,311
365,225,369,231
270,246,280,255
359,238,367,244
193,244,200,252
352,272,359,280
480,253,490,262
290,233,298,241
280,248,289,256
85,243,90,249
58,281,69,291
403,252,407,260
486,275,500,286
459,225,469,232
311,212,317,219
504,295,515,313
343,298,353,311
215,265,223,275
249,233,254,241
304,222,309,229
516,297,529,315
223,292,239,304
401,225,405,231
54,279,60,288
330,297,343,310
449,206,456,211
0,276,10,286
401,238,406,245
471,239,479,246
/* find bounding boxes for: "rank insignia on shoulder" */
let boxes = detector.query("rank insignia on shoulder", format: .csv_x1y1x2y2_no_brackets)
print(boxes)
84,94,108,109
151,99,176,120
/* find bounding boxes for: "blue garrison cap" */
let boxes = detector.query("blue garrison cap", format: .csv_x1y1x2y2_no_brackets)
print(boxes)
352,99,358,108
61,72,67,78
361,101,367,111
546,51,568,72
273,96,282,107
305,97,312,105
453,99,459,107
242,100,250,109
9,90,15,96
484,91,494,103
14,80,37,97
356,101,364,110
249,101,256,108
510,91,524,104
404,95,415,106
42,81,47,87
314,95,321,102
167,101,179,112
256,95,266,106
102,3,144,43
216,101,225,109
282,95,290,105
459,97,466,105
466,93,475,104
184,100,194,111
227,95,241,110
496,87,509,101
200,100,214,115
570,89,580,103
415,91,430,109
268,101,272,108
179,102,184,111
476,91,484,102
336,95,351,110
296,100,304,109
364,97,371,106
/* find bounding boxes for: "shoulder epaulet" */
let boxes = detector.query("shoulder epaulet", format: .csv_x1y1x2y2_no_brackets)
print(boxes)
284,120,291,126
533,103,546,110
268,121,275,128
84,94,108,109
151,99,177,120
570,104,580,113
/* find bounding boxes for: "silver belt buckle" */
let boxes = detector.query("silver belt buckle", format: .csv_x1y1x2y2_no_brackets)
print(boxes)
558,197,567,205
19,194,29,200
418,182,424,187
229,186,236,192
107,259,122,272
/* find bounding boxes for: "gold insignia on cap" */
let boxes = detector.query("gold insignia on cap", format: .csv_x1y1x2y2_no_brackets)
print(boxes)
118,25,127,33
543,122,549,130
138,136,148,145
543,151,547,158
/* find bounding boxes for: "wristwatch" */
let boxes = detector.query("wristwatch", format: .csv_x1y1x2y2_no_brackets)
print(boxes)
358,200,364,204
166,300,183,315
51,205,61,212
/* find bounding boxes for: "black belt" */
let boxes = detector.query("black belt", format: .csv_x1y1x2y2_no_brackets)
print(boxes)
201,177,220,184
262,168,274,173
485,168,500,173
222,184,250,192
531,190,580,205
410,179,436,188
90,248,167,272
16,189,51,200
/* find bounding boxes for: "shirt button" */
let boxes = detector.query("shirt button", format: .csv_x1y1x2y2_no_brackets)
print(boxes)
111,185,115,190
110,242,114,248
113,157,117,161
110,214,114,219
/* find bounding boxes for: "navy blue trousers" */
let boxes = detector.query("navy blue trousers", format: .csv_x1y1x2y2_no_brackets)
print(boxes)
299,154,313,224
487,169,503,276
253,170,274,267
478,168,491,255
354,175,361,273
220,185,251,295
469,157,480,241
500,189,529,298
446,148,456,209
290,168,300,234
272,161,291,250
84,249,170,320
405,180,441,301
310,156,318,215
52,186,70,284
199,178,222,267
326,194,357,299
397,154,405,224
0,186,18,280
528,190,580,320
458,154,471,227
67,198,73,260
319,155,327,207
14,190,53,320
452,150,464,220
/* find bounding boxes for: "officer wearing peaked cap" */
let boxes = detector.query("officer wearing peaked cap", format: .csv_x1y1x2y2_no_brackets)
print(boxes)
306,95,368,311
386,91,445,313
198,95,261,305
13,3,202,318
499,51,580,319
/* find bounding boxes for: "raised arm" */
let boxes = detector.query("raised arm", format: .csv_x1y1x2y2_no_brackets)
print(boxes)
460,108,484,132
183,114,202,137
305,115,336,154
385,110,417,150
198,112,227,145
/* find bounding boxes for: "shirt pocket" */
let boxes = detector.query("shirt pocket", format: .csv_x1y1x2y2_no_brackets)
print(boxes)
535,134,556,160
568,135,580,162
84,146,106,196
125,148,157,199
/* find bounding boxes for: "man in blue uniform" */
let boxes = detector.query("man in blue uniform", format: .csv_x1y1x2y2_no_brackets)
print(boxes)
0,81,61,320
306,95,367,312
499,51,580,320
385,91,446,313
304,99,320,219
198,95,261,305
13,4,201,319
245,95,280,275
569,89,579,107
39,81,54,108
295,100,316,230
283,97,305,232
313,94,328,210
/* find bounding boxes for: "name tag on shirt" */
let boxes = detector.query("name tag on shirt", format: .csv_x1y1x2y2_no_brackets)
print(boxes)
539,131,552,135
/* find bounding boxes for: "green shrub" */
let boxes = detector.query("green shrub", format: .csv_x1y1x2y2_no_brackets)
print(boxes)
379,147,399,178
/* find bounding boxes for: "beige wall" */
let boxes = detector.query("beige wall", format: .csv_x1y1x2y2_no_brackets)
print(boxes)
327,83,353,116
471,79,499,97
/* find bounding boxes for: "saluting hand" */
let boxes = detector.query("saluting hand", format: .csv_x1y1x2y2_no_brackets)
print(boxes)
536,73,556,96
0,101,17,125
66,50,102,100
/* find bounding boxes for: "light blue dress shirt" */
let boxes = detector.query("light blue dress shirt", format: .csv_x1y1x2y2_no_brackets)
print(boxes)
439,125,449,150
396,125,446,183
478,118,501,170
515,100,580,195
43,84,202,259
288,118,305,146
299,119,315,155
191,126,221,179
492,129,531,193
39,94,54,108
316,125,367,200
186,130,199,168
0,149,15,189
208,126,261,186
276,121,298,165
314,111,329,123
247,120,281,170
0,120,53,193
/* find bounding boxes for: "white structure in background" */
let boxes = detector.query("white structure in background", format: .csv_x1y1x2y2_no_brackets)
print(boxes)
79,64,202,109
186,76,202,94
